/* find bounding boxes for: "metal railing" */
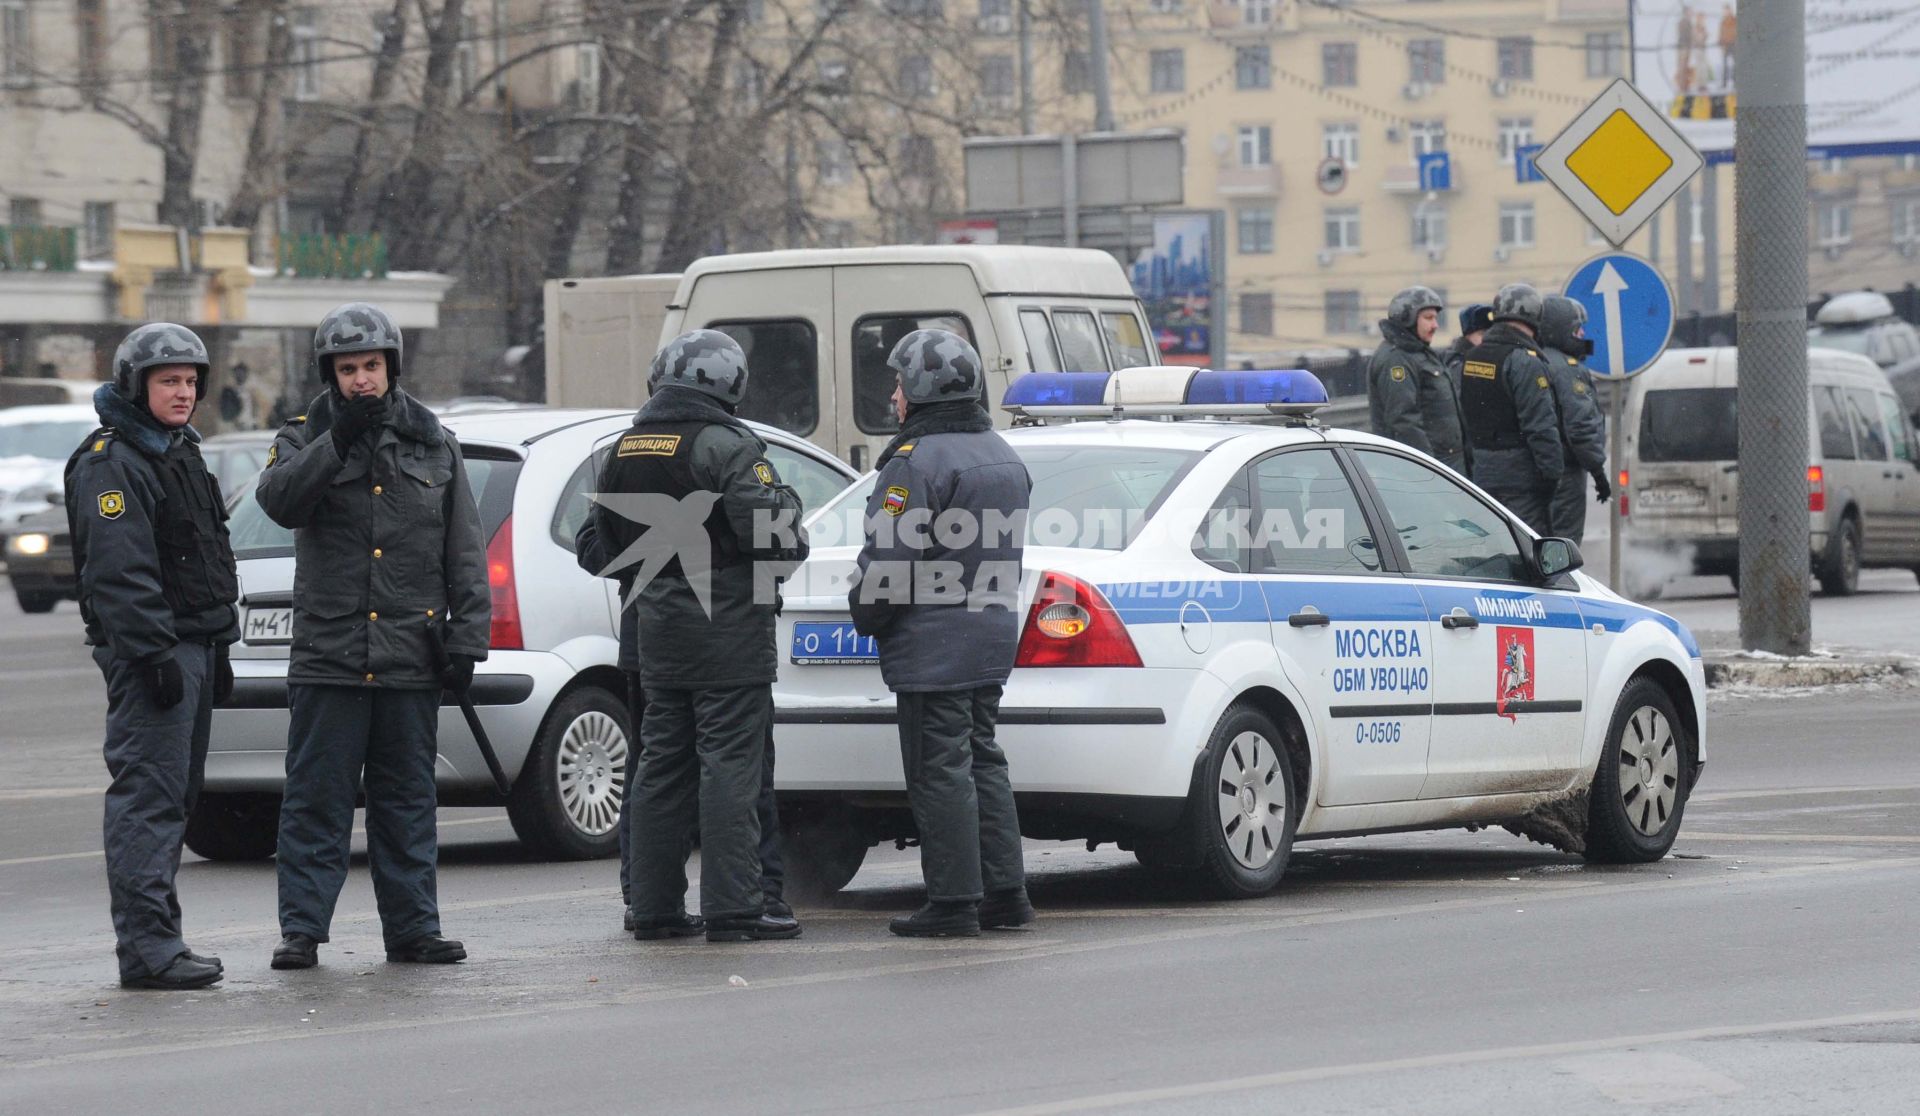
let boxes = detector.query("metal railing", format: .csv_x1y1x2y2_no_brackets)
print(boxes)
275,233,389,279
0,226,79,271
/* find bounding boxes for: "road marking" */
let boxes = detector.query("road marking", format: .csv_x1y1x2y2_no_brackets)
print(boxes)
1680,832,1920,845
0,815,514,869
0,788,105,802
965,1009,1920,1114
1692,784,1920,803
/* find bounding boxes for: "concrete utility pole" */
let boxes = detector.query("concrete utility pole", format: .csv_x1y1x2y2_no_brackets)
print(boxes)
1087,0,1116,132
1018,0,1035,135
1735,0,1812,654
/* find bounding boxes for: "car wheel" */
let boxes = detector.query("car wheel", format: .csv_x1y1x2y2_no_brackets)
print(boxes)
14,588,58,614
1818,515,1861,596
507,685,628,861
183,792,281,861
1584,677,1692,864
1170,704,1296,899
780,805,870,902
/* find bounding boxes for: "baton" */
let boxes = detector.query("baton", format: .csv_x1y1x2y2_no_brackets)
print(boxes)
426,621,512,796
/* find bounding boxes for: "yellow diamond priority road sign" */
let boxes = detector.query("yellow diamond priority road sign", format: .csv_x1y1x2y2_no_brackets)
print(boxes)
1535,78,1703,248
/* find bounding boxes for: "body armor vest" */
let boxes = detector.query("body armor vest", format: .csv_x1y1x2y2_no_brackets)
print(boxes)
598,419,747,579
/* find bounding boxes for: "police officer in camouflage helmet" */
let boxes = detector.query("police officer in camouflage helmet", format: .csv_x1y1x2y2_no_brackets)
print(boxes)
257,302,490,971
1365,286,1470,472
65,323,239,989
597,329,809,943
1538,295,1612,544
848,329,1035,938
1459,283,1566,535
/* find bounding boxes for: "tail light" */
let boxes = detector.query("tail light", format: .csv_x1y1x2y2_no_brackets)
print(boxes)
1618,469,1630,518
487,515,523,650
1014,571,1142,668
1808,465,1825,513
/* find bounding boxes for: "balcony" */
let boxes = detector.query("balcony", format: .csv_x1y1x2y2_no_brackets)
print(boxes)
0,226,79,272
1216,163,1283,197
1808,167,1860,198
1381,160,1461,194
1549,0,1628,24
277,233,389,280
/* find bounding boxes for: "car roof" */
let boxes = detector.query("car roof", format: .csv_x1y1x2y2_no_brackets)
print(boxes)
0,404,97,425
1002,417,1335,453
1814,291,1897,325
439,406,836,461
676,245,1138,299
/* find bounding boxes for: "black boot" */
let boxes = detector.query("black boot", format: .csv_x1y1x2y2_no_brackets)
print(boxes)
763,896,794,920
623,906,636,933
979,888,1036,929
185,949,224,971
270,933,319,970
632,910,706,941
706,912,802,943
122,952,223,991
888,900,981,938
387,935,467,964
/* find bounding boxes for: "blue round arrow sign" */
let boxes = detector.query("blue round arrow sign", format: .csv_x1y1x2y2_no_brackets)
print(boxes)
1562,252,1675,379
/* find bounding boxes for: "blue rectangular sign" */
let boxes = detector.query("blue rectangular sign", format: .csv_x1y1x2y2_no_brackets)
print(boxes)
1515,143,1545,184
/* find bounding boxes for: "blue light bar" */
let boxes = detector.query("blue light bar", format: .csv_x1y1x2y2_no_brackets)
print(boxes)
1002,372,1112,411
1184,369,1329,408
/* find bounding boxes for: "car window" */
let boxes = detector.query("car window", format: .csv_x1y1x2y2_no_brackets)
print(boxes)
231,451,520,560
1052,310,1111,372
1020,309,1062,373
1876,393,1913,463
1250,448,1382,576
850,312,974,435
0,420,95,460
1809,328,1873,357
1353,448,1531,583
1816,385,1856,460
1192,468,1253,573
1102,312,1152,368
764,442,850,515
1639,388,1737,462
710,318,819,435
1844,387,1890,460
551,452,601,554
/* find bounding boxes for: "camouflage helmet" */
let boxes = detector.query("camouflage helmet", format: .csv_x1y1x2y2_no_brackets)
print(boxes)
112,323,211,402
1386,285,1445,331
1491,283,1545,331
649,328,749,406
1539,295,1588,353
313,302,404,383
888,329,982,405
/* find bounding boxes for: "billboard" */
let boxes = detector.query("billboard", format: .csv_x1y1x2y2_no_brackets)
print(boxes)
1631,0,1920,155
1130,213,1218,368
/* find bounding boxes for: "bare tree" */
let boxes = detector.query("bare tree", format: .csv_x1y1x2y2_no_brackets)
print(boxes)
225,0,296,232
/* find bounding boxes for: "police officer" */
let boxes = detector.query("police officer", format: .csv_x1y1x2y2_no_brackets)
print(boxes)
1538,295,1613,544
257,303,490,970
1366,286,1470,473
1460,283,1565,536
1445,303,1494,383
604,329,808,943
848,330,1034,938
66,324,239,990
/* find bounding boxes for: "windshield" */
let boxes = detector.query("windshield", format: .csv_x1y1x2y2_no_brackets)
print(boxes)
1639,388,1738,463
0,420,95,461
229,452,522,560
809,443,1199,552
1808,328,1873,356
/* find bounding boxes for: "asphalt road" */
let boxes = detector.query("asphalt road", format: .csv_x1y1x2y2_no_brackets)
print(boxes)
3,578,1920,1113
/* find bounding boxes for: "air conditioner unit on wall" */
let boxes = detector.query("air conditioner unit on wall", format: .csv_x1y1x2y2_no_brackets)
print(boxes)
1426,247,1445,264
1386,125,1403,143
1493,246,1511,262
1402,82,1428,101
1317,249,1335,266
1491,79,1511,98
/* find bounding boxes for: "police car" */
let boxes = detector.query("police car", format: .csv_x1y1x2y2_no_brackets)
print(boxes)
772,368,1706,899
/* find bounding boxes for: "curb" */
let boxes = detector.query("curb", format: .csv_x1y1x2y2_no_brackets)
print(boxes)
1702,655,1920,690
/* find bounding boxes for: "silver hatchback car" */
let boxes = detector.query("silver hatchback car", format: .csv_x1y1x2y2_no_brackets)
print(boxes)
195,407,857,862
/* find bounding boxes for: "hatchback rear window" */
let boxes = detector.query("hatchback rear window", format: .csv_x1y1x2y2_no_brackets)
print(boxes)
1639,388,1736,462
229,448,521,560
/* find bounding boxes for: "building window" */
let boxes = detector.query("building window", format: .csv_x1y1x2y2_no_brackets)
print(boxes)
1689,191,1704,244
1499,202,1535,249
1324,206,1360,252
884,0,944,15
575,44,601,112
2,0,30,88
84,201,116,258
1237,206,1275,254
817,219,855,248
76,0,106,94
1237,124,1272,168
1820,155,1846,174
1148,0,1182,11
1241,292,1275,336
9,196,41,226
981,54,1014,103
818,59,851,100
1496,118,1534,163
1236,45,1270,90
1585,31,1625,78
1325,290,1364,334
1818,202,1853,247
1412,204,1447,250
292,9,321,100
899,53,934,98
1409,120,1446,157
1150,48,1184,93
225,9,261,98
453,17,478,101
1894,198,1920,244
1240,0,1274,26
1497,36,1533,81
1408,39,1444,85
1322,41,1356,87
1064,49,1091,94
1323,122,1359,166
817,138,853,185
899,134,937,179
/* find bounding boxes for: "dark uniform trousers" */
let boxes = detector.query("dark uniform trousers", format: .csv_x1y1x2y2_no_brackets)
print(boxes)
1550,470,1591,546
897,684,1024,902
628,685,769,920
277,685,442,946
96,642,214,981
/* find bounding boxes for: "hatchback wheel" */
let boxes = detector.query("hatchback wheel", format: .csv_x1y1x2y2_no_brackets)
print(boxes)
14,588,58,614
1156,705,1296,899
1818,515,1860,596
1584,677,1693,863
508,686,628,860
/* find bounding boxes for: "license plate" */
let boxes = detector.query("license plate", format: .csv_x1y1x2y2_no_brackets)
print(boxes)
244,606,294,645
790,621,878,664
1638,486,1707,509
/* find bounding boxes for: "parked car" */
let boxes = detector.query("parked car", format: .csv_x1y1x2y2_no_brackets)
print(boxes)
197,407,858,863
0,377,99,409
1621,346,1920,595
0,404,97,531
1808,291,1920,416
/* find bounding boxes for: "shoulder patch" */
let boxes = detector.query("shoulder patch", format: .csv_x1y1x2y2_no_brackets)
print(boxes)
1536,375,1551,389
1463,361,1498,380
97,491,126,519
882,485,910,516
91,439,107,453
1389,366,1407,382
617,433,682,458
1526,349,1539,358
753,461,775,485
290,415,307,424
266,444,278,466
895,442,915,455
1572,381,1589,395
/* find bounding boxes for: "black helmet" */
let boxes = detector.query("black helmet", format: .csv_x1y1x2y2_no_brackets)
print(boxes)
314,302,404,383
1387,285,1445,332
1457,303,1494,336
1540,296,1588,353
889,329,983,404
1491,283,1545,331
112,323,211,402
649,329,750,406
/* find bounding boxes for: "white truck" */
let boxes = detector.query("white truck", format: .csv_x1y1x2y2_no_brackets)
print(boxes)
543,245,1155,468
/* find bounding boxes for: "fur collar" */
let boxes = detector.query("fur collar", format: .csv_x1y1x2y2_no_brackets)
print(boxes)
1378,319,1432,356
635,385,748,431
93,382,198,457
303,387,445,446
876,400,992,469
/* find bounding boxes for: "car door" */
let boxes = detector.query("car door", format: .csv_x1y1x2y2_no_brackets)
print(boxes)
1841,386,1901,562
1872,391,1920,559
1345,447,1587,799
1243,447,1434,807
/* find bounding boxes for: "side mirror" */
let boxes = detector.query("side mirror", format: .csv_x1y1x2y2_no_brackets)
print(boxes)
1536,537,1583,579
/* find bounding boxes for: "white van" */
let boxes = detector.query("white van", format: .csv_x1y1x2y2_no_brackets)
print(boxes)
645,246,1155,469
1622,346,1920,594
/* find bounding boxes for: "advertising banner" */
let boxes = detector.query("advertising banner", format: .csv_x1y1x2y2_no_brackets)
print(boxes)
1130,213,1215,367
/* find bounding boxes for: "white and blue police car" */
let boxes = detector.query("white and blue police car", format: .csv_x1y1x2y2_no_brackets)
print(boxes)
772,368,1706,900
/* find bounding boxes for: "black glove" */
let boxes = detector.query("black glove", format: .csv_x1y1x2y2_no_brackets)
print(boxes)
1591,469,1613,502
330,393,390,459
143,655,185,710
439,653,478,696
213,644,235,705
